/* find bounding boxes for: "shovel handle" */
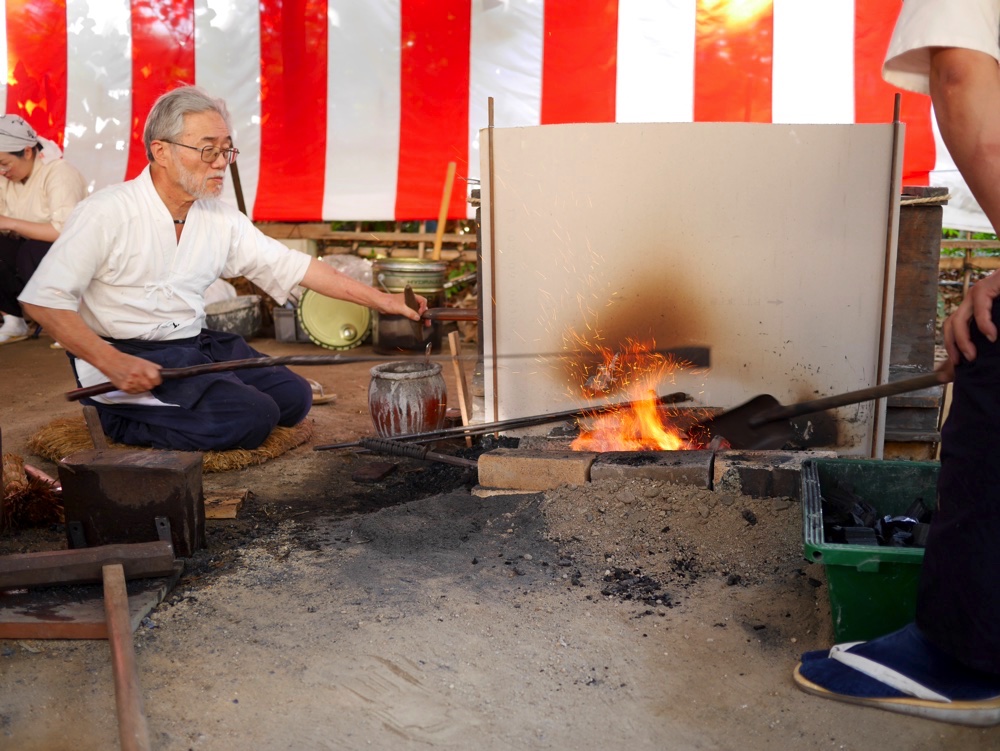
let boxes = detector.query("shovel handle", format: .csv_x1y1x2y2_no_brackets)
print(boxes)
749,372,945,427
422,308,478,322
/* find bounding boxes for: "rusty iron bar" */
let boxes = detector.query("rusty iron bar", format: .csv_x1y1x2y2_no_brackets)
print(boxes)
358,437,478,468
314,391,692,451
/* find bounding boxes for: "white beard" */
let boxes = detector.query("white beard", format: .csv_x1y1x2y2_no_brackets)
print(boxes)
178,163,225,200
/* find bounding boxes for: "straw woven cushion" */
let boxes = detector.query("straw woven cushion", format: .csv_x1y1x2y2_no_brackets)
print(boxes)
28,416,314,473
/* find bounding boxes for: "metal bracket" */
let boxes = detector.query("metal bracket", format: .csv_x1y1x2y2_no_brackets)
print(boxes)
67,521,88,549
154,516,172,543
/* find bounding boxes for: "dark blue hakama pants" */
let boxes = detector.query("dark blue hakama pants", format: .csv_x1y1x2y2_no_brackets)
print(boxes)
917,304,1000,675
75,329,312,451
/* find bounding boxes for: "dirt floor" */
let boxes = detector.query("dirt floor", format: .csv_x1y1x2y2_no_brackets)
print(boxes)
0,333,996,750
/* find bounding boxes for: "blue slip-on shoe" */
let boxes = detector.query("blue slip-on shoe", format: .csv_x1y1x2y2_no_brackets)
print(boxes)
793,623,1000,726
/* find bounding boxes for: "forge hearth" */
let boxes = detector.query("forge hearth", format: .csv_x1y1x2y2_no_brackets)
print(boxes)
474,441,835,500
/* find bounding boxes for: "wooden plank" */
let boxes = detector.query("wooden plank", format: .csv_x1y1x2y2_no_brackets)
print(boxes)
254,223,475,244
103,563,152,751
204,489,248,520
0,541,176,589
939,256,1000,271
0,562,181,639
447,331,473,448
893,197,942,372
940,239,1000,250
344,247,476,263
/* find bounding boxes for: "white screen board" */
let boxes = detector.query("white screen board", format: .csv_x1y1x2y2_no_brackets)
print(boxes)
479,122,902,455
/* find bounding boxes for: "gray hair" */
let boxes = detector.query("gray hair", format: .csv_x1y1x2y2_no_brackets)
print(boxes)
143,86,232,161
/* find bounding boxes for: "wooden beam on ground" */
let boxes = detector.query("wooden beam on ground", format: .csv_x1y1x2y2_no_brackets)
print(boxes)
103,563,152,751
204,489,249,519
0,563,181,640
0,541,176,589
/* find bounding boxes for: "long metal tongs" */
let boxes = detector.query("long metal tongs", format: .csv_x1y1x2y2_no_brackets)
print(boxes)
313,391,693,451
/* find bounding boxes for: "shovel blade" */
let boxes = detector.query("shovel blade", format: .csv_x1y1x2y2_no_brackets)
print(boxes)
699,394,796,450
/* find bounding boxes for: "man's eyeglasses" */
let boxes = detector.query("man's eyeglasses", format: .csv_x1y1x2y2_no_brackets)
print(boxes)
161,140,239,165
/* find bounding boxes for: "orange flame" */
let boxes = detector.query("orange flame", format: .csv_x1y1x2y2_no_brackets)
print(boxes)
568,339,708,452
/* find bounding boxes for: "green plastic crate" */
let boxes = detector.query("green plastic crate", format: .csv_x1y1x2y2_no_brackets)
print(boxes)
801,458,939,643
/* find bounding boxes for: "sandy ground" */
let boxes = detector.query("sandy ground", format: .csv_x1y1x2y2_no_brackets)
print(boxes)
0,334,996,750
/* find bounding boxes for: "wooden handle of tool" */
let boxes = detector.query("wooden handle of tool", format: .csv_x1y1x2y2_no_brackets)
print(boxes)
750,372,945,427
423,307,478,322
431,162,457,261
103,563,152,751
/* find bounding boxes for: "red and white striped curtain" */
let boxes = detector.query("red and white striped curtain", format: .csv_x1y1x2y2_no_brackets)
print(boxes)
2,1,975,227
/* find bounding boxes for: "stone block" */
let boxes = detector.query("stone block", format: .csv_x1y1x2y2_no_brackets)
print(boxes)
712,449,837,500
516,434,576,451
589,450,713,487
477,448,595,491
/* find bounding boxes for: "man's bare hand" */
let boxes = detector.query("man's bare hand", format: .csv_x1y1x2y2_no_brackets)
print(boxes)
944,268,1000,365
380,290,427,321
934,357,955,385
104,352,163,394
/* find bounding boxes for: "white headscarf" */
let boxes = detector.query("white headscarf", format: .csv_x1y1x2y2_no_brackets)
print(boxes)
0,114,63,163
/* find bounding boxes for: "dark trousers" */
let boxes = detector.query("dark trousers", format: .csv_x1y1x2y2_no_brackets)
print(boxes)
0,233,52,316
76,330,312,451
916,304,1000,675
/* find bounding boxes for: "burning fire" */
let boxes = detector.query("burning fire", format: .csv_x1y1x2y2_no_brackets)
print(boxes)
567,338,710,452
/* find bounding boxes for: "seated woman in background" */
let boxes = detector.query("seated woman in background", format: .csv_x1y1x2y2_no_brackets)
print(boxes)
0,115,87,345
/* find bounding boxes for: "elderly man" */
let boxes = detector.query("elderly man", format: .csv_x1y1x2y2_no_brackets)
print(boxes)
20,85,425,451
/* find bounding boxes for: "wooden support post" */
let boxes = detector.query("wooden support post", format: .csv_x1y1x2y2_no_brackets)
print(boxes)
103,563,152,751
431,162,457,261
447,331,473,447
83,405,109,449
